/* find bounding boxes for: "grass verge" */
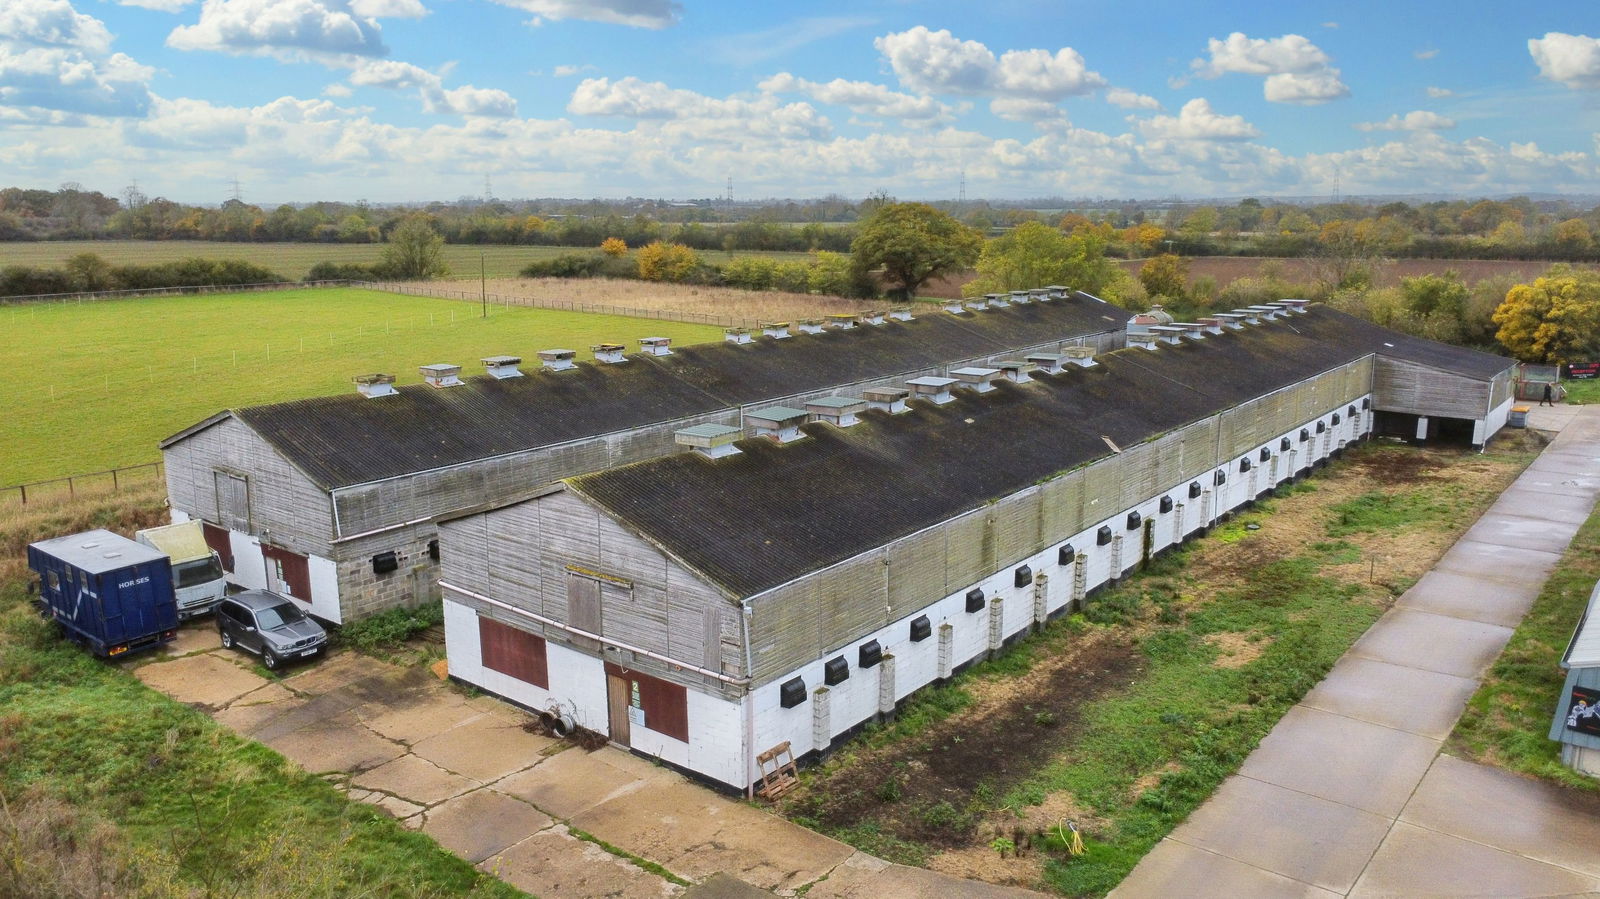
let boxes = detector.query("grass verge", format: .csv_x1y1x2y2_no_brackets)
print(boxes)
0,487,523,898
1449,503,1600,792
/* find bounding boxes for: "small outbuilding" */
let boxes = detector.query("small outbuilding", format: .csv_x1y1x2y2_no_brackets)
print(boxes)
1551,580,1600,776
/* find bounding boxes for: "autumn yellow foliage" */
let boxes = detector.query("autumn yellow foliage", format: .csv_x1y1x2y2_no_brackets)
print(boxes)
1492,272,1600,363
600,237,627,257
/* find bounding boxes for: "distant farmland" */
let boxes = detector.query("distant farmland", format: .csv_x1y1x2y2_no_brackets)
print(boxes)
0,240,814,281
1,287,721,485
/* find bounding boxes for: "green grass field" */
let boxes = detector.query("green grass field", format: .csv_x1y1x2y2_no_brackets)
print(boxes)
1,287,721,485
0,240,815,281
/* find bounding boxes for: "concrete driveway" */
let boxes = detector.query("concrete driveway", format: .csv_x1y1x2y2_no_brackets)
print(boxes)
132,627,1041,898
1116,406,1600,897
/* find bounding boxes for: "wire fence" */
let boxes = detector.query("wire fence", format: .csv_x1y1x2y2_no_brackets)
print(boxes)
1,461,164,507
0,280,357,306
357,281,753,327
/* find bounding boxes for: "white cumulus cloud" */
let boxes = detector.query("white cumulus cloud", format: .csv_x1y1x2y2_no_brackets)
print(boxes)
1426,86,1453,98
348,59,515,117
759,72,955,124
989,97,1064,122
873,26,1105,101
487,0,679,29
1529,32,1600,90
1355,110,1456,132
1105,87,1159,110
350,0,427,18
167,0,388,62
1136,98,1260,141
568,76,831,140
0,0,153,119
1192,32,1349,104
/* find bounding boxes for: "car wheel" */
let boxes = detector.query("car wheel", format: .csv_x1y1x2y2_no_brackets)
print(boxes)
220,628,233,650
263,649,279,670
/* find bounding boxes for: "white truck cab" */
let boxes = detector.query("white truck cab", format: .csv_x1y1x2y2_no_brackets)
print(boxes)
135,521,227,619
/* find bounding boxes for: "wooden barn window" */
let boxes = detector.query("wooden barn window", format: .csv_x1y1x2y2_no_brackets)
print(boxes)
213,471,251,533
480,617,549,688
605,662,688,742
261,544,311,601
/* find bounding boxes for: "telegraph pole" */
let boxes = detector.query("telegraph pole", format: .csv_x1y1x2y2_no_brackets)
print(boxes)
480,252,487,319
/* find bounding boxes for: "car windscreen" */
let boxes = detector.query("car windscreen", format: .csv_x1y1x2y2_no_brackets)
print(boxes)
175,557,224,588
254,604,304,630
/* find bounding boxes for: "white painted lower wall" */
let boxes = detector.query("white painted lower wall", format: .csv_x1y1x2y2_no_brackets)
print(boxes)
444,397,1373,792
219,528,343,622
1478,397,1513,446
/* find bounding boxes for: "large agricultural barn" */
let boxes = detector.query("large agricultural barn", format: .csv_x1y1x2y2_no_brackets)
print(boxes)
158,290,1125,623
435,303,1514,792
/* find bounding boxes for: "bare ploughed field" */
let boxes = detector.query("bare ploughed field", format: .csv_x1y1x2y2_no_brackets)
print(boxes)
423,277,876,323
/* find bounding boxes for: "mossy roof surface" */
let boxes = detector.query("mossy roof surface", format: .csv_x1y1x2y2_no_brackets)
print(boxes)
569,306,1511,597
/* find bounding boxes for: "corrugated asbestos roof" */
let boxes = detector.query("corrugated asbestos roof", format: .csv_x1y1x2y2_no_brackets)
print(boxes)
569,307,1513,598
181,293,1124,490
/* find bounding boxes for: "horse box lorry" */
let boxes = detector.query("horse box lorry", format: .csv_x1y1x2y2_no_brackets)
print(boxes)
135,521,226,619
28,529,178,658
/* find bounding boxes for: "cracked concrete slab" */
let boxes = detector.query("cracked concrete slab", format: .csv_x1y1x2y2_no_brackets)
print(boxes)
423,789,553,863
482,824,684,899
1395,569,1540,628
411,712,554,782
806,856,1054,898
261,714,406,774
1235,706,1440,818
134,652,270,708
352,753,478,806
1348,608,1513,679
494,746,670,819
571,777,854,893
358,694,482,746
1111,839,1339,899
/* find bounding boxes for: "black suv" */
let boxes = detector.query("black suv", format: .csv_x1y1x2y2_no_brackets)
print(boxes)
215,591,327,670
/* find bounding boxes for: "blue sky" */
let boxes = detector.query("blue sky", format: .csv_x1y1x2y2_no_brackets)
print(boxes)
3,0,1600,204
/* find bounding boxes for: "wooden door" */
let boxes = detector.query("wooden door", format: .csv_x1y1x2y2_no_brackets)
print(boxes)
567,573,602,651
606,673,631,746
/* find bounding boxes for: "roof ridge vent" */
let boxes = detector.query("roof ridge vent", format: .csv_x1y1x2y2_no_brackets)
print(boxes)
951,365,1001,393
1148,325,1186,346
943,299,967,315
1027,352,1067,374
889,305,914,321
1009,290,1031,304
419,363,463,388
1277,298,1310,313
825,313,860,330
987,293,1010,308
1063,346,1098,368
798,318,825,334
907,375,956,405
966,296,991,312
481,355,524,378
998,359,1036,382
537,349,577,371
1175,322,1207,340
1197,316,1225,334
805,395,866,427
592,343,627,364
1127,333,1159,350
724,327,753,344
863,310,887,325
761,321,791,339
747,406,808,443
1042,285,1067,300
639,336,673,356
863,385,910,414
1231,308,1263,325
354,372,398,398
1213,312,1247,329
1245,304,1283,320
675,423,742,459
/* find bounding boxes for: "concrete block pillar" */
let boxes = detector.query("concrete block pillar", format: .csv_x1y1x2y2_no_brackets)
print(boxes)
1174,502,1186,542
1109,534,1124,583
812,686,830,753
1415,416,1429,441
1249,464,1260,498
1032,572,1049,629
1071,553,1087,607
1290,448,1300,475
877,653,896,717
937,623,954,680
988,596,1005,653
1273,451,1283,485
1200,489,1214,530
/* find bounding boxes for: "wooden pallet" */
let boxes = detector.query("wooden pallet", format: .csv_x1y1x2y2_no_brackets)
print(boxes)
756,741,799,800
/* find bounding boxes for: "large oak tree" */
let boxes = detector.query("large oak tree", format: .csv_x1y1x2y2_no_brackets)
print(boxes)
850,202,982,301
